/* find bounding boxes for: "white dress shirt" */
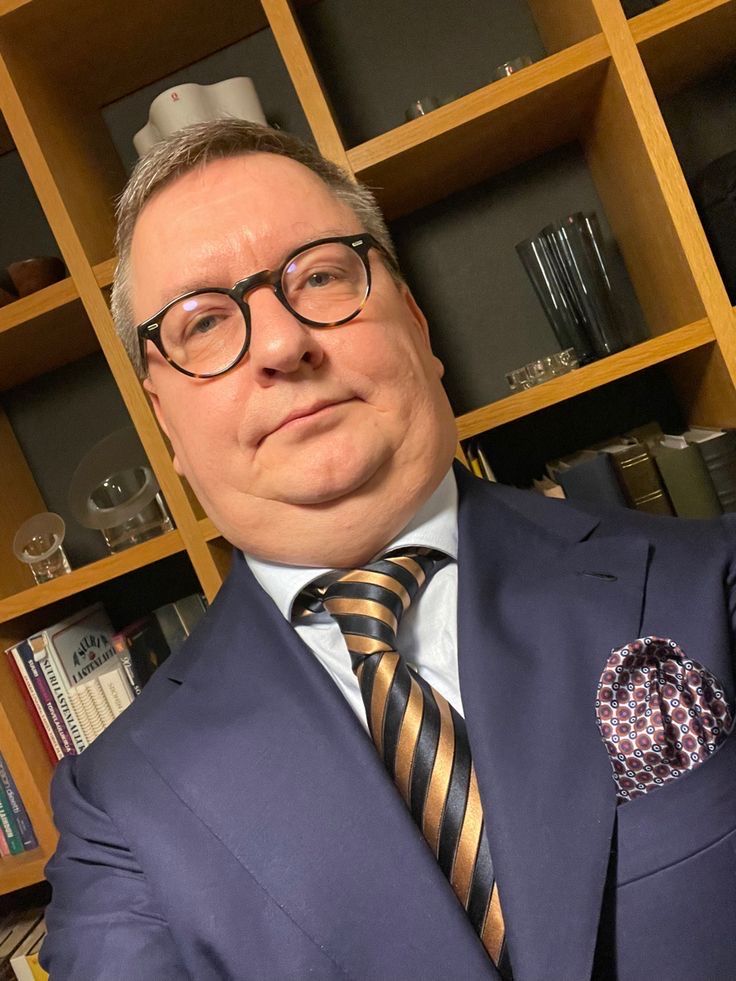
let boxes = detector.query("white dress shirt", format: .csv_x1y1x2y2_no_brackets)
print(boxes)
246,469,463,730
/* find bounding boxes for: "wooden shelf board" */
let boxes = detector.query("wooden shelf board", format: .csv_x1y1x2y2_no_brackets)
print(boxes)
0,848,48,896
633,0,736,96
199,517,221,542
0,0,319,107
348,34,609,220
0,291,100,390
0,276,78,334
93,257,117,289
455,319,715,440
0,530,185,623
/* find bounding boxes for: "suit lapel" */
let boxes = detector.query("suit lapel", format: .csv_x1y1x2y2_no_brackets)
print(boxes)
455,470,651,981
131,553,496,979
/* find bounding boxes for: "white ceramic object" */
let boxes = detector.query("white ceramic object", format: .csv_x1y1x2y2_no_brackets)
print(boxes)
133,77,267,156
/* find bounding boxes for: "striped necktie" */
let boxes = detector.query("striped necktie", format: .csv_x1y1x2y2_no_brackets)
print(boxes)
298,547,511,975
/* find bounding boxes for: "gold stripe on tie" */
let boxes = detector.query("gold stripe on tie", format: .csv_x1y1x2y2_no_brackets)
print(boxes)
370,652,399,756
384,554,426,587
325,597,398,634
393,675,424,800
451,767,484,908
338,570,412,611
343,633,393,656
422,694,455,855
482,883,506,965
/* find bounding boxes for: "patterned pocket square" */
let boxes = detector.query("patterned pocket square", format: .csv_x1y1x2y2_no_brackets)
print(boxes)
595,636,733,802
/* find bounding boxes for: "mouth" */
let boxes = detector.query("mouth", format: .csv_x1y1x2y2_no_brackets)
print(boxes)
260,398,353,444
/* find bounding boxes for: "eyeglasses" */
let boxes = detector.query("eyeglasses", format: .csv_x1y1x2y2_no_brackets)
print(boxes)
135,233,391,378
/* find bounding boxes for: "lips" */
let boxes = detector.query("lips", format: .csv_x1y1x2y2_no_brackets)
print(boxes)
259,398,352,444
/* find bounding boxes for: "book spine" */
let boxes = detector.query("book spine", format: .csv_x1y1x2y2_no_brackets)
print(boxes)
119,649,143,697
612,447,674,515
0,753,37,850
97,665,134,719
0,822,8,855
35,646,87,754
15,642,76,757
698,437,736,512
0,780,24,855
7,648,63,763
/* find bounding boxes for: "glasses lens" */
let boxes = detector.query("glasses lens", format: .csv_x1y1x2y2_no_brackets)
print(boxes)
282,241,368,325
160,293,247,375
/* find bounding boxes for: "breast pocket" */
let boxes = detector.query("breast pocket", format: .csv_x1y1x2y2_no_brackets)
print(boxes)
611,730,736,980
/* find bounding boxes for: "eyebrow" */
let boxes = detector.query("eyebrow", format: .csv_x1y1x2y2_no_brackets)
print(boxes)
152,228,355,310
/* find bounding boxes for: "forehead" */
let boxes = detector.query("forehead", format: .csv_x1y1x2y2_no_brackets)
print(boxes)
129,154,359,313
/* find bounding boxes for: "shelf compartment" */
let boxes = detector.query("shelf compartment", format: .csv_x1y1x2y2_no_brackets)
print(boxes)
0,849,49,896
0,288,97,391
633,0,735,97
0,0,277,108
455,318,715,440
348,34,609,220
0,529,185,623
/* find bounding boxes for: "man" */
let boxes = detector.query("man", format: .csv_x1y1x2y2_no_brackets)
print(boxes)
42,120,736,980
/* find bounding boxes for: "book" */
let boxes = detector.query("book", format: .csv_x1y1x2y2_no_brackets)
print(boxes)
5,647,64,763
0,754,37,851
96,661,135,718
154,594,207,654
2,654,57,767
116,616,172,689
30,636,86,755
684,428,736,513
33,604,130,745
8,917,46,981
0,909,44,980
653,437,723,519
12,641,76,758
602,440,674,516
0,781,23,855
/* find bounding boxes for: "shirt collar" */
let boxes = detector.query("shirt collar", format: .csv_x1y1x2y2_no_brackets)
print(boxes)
245,468,458,621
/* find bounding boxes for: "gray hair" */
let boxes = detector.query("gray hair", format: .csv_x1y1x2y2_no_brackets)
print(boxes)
110,119,400,377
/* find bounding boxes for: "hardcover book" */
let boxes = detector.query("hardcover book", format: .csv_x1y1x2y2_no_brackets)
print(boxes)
653,437,722,519
684,428,736,513
0,754,36,851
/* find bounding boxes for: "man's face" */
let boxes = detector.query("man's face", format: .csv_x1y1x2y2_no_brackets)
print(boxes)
131,153,457,565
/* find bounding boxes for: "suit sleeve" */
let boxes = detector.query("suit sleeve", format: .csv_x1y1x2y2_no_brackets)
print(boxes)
40,756,187,981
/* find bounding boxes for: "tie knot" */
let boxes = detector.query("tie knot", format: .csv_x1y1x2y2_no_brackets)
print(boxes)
311,547,450,657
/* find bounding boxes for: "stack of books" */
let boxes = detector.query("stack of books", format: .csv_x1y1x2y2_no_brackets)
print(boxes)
5,595,207,762
542,425,736,518
0,755,36,860
468,424,736,520
0,907,46,981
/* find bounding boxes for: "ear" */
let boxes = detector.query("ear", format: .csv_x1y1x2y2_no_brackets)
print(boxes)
143,378,184,476
399,283,445,379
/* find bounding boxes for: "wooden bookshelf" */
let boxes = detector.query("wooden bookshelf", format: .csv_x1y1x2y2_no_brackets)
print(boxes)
0,0,735,895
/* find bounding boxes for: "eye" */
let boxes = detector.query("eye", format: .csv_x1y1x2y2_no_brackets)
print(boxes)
188,313,221,335
306,269,338,288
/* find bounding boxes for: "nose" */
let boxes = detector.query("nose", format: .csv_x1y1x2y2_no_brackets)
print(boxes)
246,284,325,383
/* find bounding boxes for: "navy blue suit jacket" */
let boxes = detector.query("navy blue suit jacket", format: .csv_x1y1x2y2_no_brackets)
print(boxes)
41,469,736,979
